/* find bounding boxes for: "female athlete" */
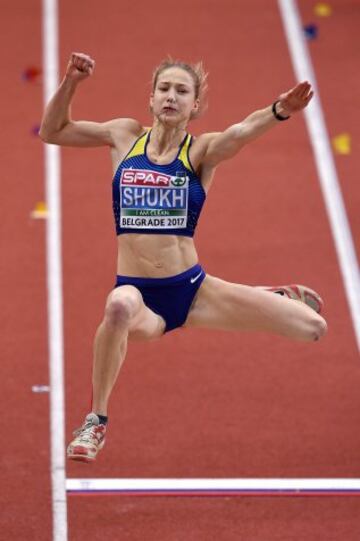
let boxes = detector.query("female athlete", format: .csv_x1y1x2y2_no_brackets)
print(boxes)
40,52,327,462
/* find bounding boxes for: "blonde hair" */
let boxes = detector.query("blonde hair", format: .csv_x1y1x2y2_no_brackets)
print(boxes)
151,57,208,119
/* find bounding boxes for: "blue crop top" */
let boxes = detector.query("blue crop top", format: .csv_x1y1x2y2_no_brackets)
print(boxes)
112,129,206,237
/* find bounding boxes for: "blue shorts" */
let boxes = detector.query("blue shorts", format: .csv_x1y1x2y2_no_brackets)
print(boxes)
115,264,206,333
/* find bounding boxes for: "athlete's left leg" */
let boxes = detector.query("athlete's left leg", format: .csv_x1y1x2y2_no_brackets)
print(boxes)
184,275,327,341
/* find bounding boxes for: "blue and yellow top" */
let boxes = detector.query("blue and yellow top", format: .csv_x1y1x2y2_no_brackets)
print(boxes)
112,129,206,237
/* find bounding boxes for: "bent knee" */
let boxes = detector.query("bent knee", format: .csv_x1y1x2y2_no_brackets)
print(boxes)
303,315,328,342
104,287,142,328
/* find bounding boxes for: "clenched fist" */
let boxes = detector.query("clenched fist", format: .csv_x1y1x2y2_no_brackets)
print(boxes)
65,52,95,83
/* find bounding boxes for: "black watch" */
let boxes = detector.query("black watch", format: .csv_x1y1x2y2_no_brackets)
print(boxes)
272,101,290,121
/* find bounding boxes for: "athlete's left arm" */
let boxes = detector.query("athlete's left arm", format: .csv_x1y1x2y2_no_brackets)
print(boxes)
202,81,313,167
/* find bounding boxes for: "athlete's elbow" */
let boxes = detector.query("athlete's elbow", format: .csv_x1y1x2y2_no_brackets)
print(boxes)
39,126,60,144
39,124,52,142
39,119,69,144
39,131,50,143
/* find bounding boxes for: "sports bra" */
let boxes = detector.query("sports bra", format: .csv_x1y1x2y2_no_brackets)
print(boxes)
112,129,206,237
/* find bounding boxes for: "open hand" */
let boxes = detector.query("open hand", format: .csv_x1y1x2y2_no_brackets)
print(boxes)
278,81,314,116
65,52,95,83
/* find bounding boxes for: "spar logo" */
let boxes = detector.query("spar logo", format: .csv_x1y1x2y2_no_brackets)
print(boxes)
121,169,170,187
120,169,188,187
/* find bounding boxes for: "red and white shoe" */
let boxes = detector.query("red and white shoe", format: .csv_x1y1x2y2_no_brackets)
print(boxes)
263,284,323,314
67,413,106,463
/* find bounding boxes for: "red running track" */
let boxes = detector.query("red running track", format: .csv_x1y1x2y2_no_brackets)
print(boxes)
2,0,360,539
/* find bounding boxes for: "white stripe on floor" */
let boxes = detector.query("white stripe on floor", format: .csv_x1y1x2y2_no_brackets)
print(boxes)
41,0,68,538
278,0,360,353
66,477,360,493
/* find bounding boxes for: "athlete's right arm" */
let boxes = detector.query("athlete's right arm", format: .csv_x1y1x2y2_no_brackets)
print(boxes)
39,52,142,147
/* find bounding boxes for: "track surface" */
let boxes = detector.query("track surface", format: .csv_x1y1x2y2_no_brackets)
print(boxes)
2,0,360,539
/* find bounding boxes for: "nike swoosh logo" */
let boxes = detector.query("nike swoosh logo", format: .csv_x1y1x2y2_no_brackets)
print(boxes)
190,271,203,284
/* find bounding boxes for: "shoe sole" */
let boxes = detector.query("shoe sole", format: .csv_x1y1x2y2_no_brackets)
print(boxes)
67,440,105,463
68,455,94,463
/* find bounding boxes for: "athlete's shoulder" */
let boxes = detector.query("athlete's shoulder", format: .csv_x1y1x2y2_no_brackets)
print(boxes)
189,132,221,170
105,118,147,151
190,132,221,154
107,118,144,139
192,131,221,142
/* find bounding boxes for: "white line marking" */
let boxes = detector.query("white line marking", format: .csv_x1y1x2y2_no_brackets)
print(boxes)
278,0,360,353
66,478,360,493
42,0,68,539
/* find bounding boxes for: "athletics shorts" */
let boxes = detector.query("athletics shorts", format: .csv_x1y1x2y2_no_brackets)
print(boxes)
115,264,206,332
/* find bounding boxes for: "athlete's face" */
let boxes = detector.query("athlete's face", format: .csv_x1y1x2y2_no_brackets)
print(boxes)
150,68,199,124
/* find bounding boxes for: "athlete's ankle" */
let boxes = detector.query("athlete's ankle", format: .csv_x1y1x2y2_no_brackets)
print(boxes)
96,414,108,425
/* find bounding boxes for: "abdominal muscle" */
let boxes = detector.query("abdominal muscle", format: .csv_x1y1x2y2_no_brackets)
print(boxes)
111,126,213,279
116,233,199,277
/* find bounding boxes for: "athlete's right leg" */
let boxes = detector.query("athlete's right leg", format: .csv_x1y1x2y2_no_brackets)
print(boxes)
92,285,165,416
67,285,165,462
